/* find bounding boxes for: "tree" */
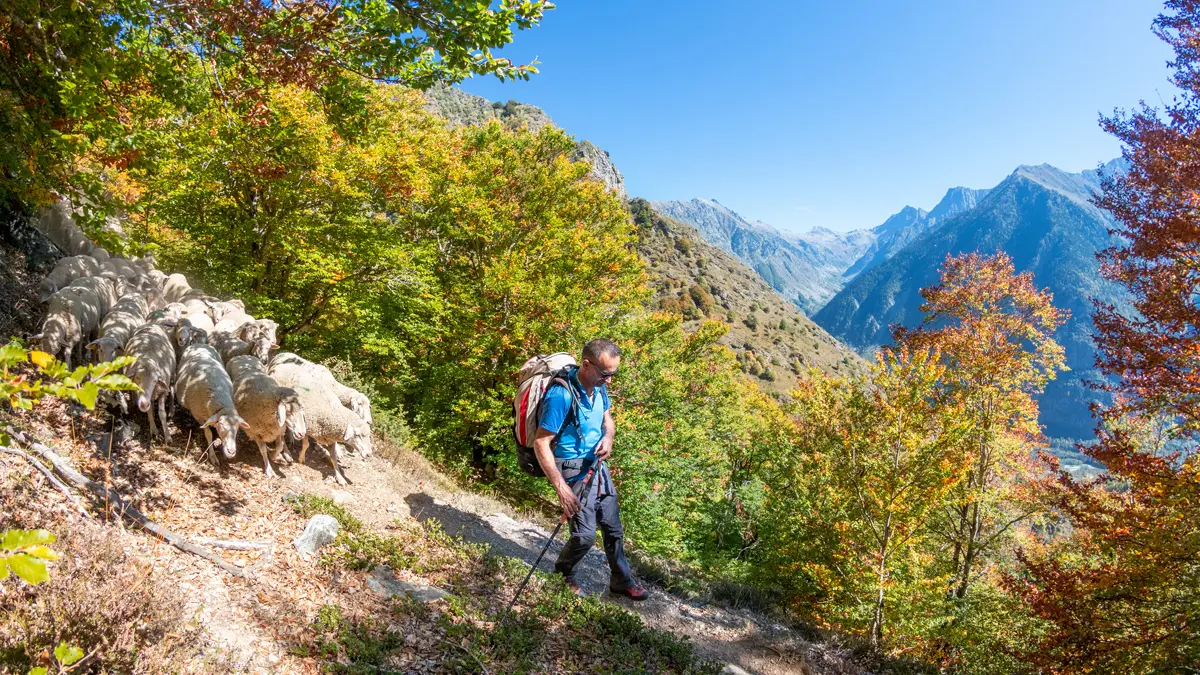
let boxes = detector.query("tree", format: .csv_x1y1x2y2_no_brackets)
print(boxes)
1,0,551,208
757,349,965,648
894,252,1067,600
1014,2,1200,670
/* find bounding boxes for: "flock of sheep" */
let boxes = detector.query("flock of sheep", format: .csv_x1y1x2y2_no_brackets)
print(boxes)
28,204,373,484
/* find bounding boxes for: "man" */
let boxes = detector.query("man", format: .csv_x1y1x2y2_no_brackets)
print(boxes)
533,338,648,600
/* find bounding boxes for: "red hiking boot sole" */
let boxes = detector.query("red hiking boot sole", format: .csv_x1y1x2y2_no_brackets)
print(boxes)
610,585,649,601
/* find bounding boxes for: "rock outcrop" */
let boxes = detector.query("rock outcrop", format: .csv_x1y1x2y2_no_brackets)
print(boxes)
423,85,626,198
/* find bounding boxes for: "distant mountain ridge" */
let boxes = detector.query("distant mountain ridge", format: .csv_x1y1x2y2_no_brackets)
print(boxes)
845,186,991,278
814,159,1130,443
652,184,993,314
650,198,872,314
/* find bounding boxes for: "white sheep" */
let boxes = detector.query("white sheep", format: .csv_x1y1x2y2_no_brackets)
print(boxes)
66,275,122,317
269,360,370,485
269,352,372,427
87,292,151,364
162,273,193,303
134,252,156,274
226,355,306,478
90,247,111,262
36,286,103,368
145,269,167,293
100,258,144,286
175,342,246,465
210,330,255,364
206,299,245,324
38,256,102,302
123,323,177,441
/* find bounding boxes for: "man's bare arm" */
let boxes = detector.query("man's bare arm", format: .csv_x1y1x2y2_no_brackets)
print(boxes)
535,427,581,518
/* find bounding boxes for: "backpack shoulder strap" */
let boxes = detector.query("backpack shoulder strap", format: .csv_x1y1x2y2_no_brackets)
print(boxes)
548,374,582,435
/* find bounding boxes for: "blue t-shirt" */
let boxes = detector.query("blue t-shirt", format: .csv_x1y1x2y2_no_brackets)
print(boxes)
538,366,609,464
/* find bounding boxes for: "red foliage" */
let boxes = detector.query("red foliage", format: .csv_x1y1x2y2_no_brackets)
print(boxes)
1013,2,1200,671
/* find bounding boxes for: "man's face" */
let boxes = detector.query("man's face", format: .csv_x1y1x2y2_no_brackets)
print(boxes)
584,353,620,385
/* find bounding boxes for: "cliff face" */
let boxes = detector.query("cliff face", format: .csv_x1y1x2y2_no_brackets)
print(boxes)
422,86,626,198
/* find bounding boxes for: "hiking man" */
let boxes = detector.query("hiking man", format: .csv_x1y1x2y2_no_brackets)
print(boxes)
532,338,648,600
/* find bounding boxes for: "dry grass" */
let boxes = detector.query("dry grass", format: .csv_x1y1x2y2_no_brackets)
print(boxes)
0,470,202,674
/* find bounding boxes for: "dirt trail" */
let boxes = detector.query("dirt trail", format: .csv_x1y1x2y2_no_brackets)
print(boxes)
268,449,853,674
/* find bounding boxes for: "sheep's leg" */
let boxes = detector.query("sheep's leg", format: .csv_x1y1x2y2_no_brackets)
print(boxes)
157,394,171,443
298,436,309,465
270,437,292,464
203,427,218,466
257,440,277,478
146,403,158,441
320,443,348,485
117,391,128,415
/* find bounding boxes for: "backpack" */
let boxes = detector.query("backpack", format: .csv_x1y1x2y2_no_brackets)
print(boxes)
513,352,581,477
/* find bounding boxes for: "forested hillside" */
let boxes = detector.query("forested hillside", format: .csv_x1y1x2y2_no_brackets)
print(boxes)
631,199,864,392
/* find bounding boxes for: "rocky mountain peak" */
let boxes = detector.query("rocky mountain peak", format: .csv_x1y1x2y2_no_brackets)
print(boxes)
422,85,626,198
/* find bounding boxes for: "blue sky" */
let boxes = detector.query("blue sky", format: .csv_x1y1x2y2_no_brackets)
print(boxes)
459,1,1175,234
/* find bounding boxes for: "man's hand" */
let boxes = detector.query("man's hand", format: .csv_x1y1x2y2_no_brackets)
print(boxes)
596,434,614,461
556,481,582,520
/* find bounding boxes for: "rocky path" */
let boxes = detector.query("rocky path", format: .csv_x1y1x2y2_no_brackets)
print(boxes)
285,450,857,675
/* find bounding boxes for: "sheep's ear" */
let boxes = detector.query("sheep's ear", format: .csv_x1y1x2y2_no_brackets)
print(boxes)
201,413,220,429
86,341,100,351
29,333,43,341
343,423,355,442
237,417,250,430
276,403,287,427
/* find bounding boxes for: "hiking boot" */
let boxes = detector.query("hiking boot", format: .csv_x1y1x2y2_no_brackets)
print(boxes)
609,585,649,601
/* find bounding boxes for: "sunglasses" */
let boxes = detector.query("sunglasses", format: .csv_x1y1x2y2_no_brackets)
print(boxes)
585,359,619,380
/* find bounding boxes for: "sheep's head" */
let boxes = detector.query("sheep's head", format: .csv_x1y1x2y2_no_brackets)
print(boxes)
203,411,249,459
38,278,58,303
87,337,123,364
34,318,69,361
278,396,306,438
343,418,373,458
351,393,372,425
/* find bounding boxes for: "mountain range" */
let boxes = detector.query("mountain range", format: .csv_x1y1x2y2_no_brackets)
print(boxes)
662,159,1128,449
650,199,872,314
814,160,1128,443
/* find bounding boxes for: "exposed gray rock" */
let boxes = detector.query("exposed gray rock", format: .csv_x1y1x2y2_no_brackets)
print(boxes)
423,85,626,198
366,565,449,603
721,666,752,675
293,514,339,558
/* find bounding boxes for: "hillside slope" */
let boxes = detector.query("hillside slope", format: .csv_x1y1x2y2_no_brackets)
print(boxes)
814,160,1129,442
650,199,873,315
632,199,865,394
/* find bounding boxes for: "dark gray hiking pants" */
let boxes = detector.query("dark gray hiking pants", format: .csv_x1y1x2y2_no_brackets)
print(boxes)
554,462,634,591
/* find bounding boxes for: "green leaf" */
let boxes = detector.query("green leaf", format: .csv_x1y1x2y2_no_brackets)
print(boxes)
0,343,28,366
1,529,55,551
54,642,84,666
28,667,48,675
75,381,99,409
21,545,59,561
6,553,50,584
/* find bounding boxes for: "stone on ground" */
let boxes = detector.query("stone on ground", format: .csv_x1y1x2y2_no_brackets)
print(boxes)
294,514,339,558
366,565,450,603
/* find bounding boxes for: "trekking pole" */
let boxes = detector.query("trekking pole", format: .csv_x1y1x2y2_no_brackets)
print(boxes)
498,459,604,626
